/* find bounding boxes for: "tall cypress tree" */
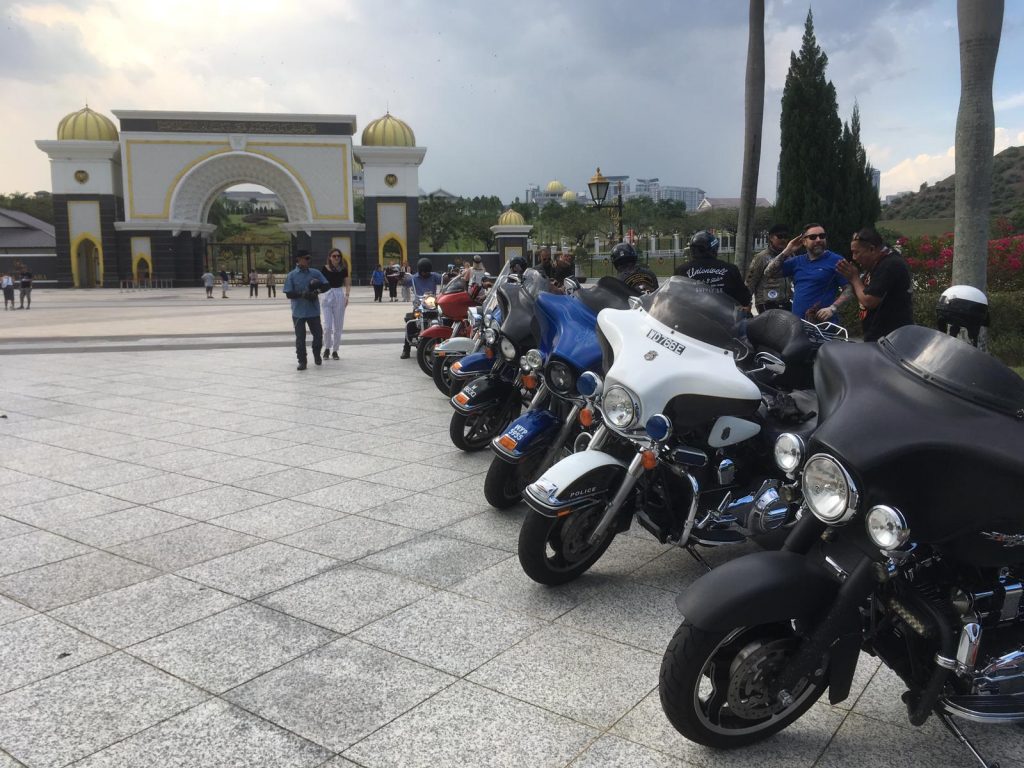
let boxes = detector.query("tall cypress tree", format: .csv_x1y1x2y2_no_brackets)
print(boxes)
776,10,842,235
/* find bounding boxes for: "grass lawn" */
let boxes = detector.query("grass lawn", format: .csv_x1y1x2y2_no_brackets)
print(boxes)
1015,367,1023,378
877,218,955,238
224,214,290,242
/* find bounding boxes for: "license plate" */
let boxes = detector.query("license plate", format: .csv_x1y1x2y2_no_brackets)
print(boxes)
646,328,686,356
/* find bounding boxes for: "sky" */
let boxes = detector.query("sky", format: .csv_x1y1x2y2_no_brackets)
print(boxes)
3,0,1024,205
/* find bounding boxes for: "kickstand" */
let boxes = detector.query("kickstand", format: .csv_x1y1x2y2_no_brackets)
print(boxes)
684,546,712,573
937,712,998,768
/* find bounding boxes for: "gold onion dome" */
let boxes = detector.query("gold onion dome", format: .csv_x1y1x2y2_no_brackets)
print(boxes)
498,209,525,225
361,112,416,146
562,190,577,201
57,106,118,141
545,180,565,194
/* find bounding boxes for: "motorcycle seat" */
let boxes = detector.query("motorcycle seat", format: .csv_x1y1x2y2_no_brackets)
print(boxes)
746,310,817,370
577,276,641,314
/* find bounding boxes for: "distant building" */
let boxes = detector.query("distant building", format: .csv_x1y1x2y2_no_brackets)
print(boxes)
221,190,281,212
0,208,58,283
696,196,771,211
421,188,460,201
630,178,705,211
882,191,912,207
871,168,881,194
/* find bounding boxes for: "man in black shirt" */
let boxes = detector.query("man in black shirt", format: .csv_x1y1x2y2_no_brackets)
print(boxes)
611,242,659,293
674,231,751,309
837,227,914,341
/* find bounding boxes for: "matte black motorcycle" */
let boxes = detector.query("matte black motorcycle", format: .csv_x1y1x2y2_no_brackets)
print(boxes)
659,325,1024,768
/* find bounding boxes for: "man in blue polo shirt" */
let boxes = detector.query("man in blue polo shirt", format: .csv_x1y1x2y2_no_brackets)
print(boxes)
764,223,851,323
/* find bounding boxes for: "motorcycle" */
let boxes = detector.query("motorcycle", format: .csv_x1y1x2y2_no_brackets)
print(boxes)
415,275,480,376
659,325,1024,767
518,276,841,585
483,276,640,509
448,268,549,452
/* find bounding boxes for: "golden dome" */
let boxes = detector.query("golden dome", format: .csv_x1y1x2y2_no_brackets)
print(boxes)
562,190,577,201
361,112,416,147
498,209,525,225
545,180,565,194
57,106,118,141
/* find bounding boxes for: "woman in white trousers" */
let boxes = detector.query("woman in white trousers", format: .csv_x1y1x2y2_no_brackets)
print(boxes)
321,249,351,360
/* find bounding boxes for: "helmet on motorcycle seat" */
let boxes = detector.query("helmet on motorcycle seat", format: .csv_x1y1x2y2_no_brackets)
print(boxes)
416,257,433,275
936,285,990,346
508,256,528,274
688,230,720,259
610,242,638,269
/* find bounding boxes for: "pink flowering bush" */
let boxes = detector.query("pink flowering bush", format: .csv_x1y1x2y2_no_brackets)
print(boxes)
898,232,1024,292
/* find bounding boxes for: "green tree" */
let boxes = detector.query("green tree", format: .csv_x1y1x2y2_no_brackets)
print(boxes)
0,191,54,223
776,10,842,235
419,196,459,251
833,104,881,248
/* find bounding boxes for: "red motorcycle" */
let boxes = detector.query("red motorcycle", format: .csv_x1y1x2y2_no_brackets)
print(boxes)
415,276,485,376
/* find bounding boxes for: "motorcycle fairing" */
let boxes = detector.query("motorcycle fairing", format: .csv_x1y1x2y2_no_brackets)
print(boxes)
492,409,562,462
598,305,761,426
524,450,628,517
534,292,603,374
450,375,516,414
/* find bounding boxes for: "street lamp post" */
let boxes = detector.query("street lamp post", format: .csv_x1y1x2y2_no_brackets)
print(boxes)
588,167,624,244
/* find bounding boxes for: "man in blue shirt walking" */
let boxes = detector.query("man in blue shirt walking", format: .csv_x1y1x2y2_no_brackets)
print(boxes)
283,250,327,370
764,223,851,323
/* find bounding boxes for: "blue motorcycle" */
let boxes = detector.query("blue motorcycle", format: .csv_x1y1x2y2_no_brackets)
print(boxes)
483,277,639,508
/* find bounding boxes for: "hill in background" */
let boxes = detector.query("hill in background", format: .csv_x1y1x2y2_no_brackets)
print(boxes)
881,145,1024,221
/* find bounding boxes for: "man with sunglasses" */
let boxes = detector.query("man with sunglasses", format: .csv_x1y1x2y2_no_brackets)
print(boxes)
764,223,851,323
745,224,793,314
836,227,913,341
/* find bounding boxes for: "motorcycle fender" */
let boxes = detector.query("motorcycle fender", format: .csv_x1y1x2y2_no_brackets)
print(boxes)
676,550,862,705
420,325,453,341
436,336,476,357
524,450,628,517
451,351,493,378
451,376,514,414
492,409,561,462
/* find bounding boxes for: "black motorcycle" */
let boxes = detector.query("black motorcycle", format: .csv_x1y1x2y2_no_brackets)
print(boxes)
659,325,1024,768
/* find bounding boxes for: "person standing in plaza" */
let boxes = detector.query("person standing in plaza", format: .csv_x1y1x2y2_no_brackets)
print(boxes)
385,263,400,302
371,264,385,302
836,227,914,341
536,247,553,279
400,263,412,302
18,269,33,309
283,250,327,370
745,224,793,314
218,268,229,298
248,269,259,298
265,270,276,298
2,272,15,310
764,223,852,323
201,269,214,298
321,248,350,360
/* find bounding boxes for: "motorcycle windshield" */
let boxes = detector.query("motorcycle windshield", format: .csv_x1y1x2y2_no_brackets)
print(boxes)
641,276,742,352
499,269,549,344
440,276,467,295
481,262,512,316
519,268,552,304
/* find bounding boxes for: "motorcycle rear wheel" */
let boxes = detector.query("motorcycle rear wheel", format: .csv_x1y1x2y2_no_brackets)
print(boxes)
659,621,827,749
417,336,442,377
449,401,521,452
517,504,616,585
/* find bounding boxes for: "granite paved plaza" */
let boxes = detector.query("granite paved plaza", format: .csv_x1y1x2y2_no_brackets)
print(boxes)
1,292,1022,767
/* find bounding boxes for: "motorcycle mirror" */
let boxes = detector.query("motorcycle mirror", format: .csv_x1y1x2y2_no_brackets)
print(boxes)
628,296,643,310
753,352,786,376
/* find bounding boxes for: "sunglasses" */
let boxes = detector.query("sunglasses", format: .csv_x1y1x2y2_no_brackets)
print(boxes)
804,233,827,241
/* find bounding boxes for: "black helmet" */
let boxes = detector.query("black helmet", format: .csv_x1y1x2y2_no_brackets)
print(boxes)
508,256,528,274
416,257,433,274
689,231,720,259
610,242,638,269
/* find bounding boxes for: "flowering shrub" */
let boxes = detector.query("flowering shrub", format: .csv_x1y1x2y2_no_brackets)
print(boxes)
897,232,1024,292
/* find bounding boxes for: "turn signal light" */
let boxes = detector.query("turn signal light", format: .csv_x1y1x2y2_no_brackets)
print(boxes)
641,450,658,470
579,408,594,428
485,347,495,359
498,435,518,451
454,392,469,406
522,373,538,389
436,351,446,358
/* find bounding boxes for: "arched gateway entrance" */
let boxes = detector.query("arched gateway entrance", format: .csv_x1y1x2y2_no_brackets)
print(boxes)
37,109,426,287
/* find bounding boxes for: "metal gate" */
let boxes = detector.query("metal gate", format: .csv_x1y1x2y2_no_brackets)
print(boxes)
205,242,291,279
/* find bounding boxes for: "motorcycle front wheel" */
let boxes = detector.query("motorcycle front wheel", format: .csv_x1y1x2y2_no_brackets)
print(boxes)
432,355,457,395
517,503,616,585
659,622,827,749
483,450,548,510
417,336,442,377
449,400,521,452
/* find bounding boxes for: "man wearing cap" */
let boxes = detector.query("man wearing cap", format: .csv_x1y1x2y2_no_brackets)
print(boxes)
745,224,793,314
283,250,328,370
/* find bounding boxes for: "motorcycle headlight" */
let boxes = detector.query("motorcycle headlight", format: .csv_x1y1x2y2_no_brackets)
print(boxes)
603,385,639,428
500,338,517,360
483,328,498,346
866,505,910,550
546,361,575,395
524,348,544,371
801,454,859,524
774,433,805,474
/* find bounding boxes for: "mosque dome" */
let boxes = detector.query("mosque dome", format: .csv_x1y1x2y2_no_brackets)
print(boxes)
561,190,577,202
545,180,565,194
497,209,525,225
57,106,119,141
361,112,416,147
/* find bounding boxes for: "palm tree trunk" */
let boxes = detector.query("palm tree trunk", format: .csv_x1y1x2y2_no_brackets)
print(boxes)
953,0,1003,290
736,0,765,273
